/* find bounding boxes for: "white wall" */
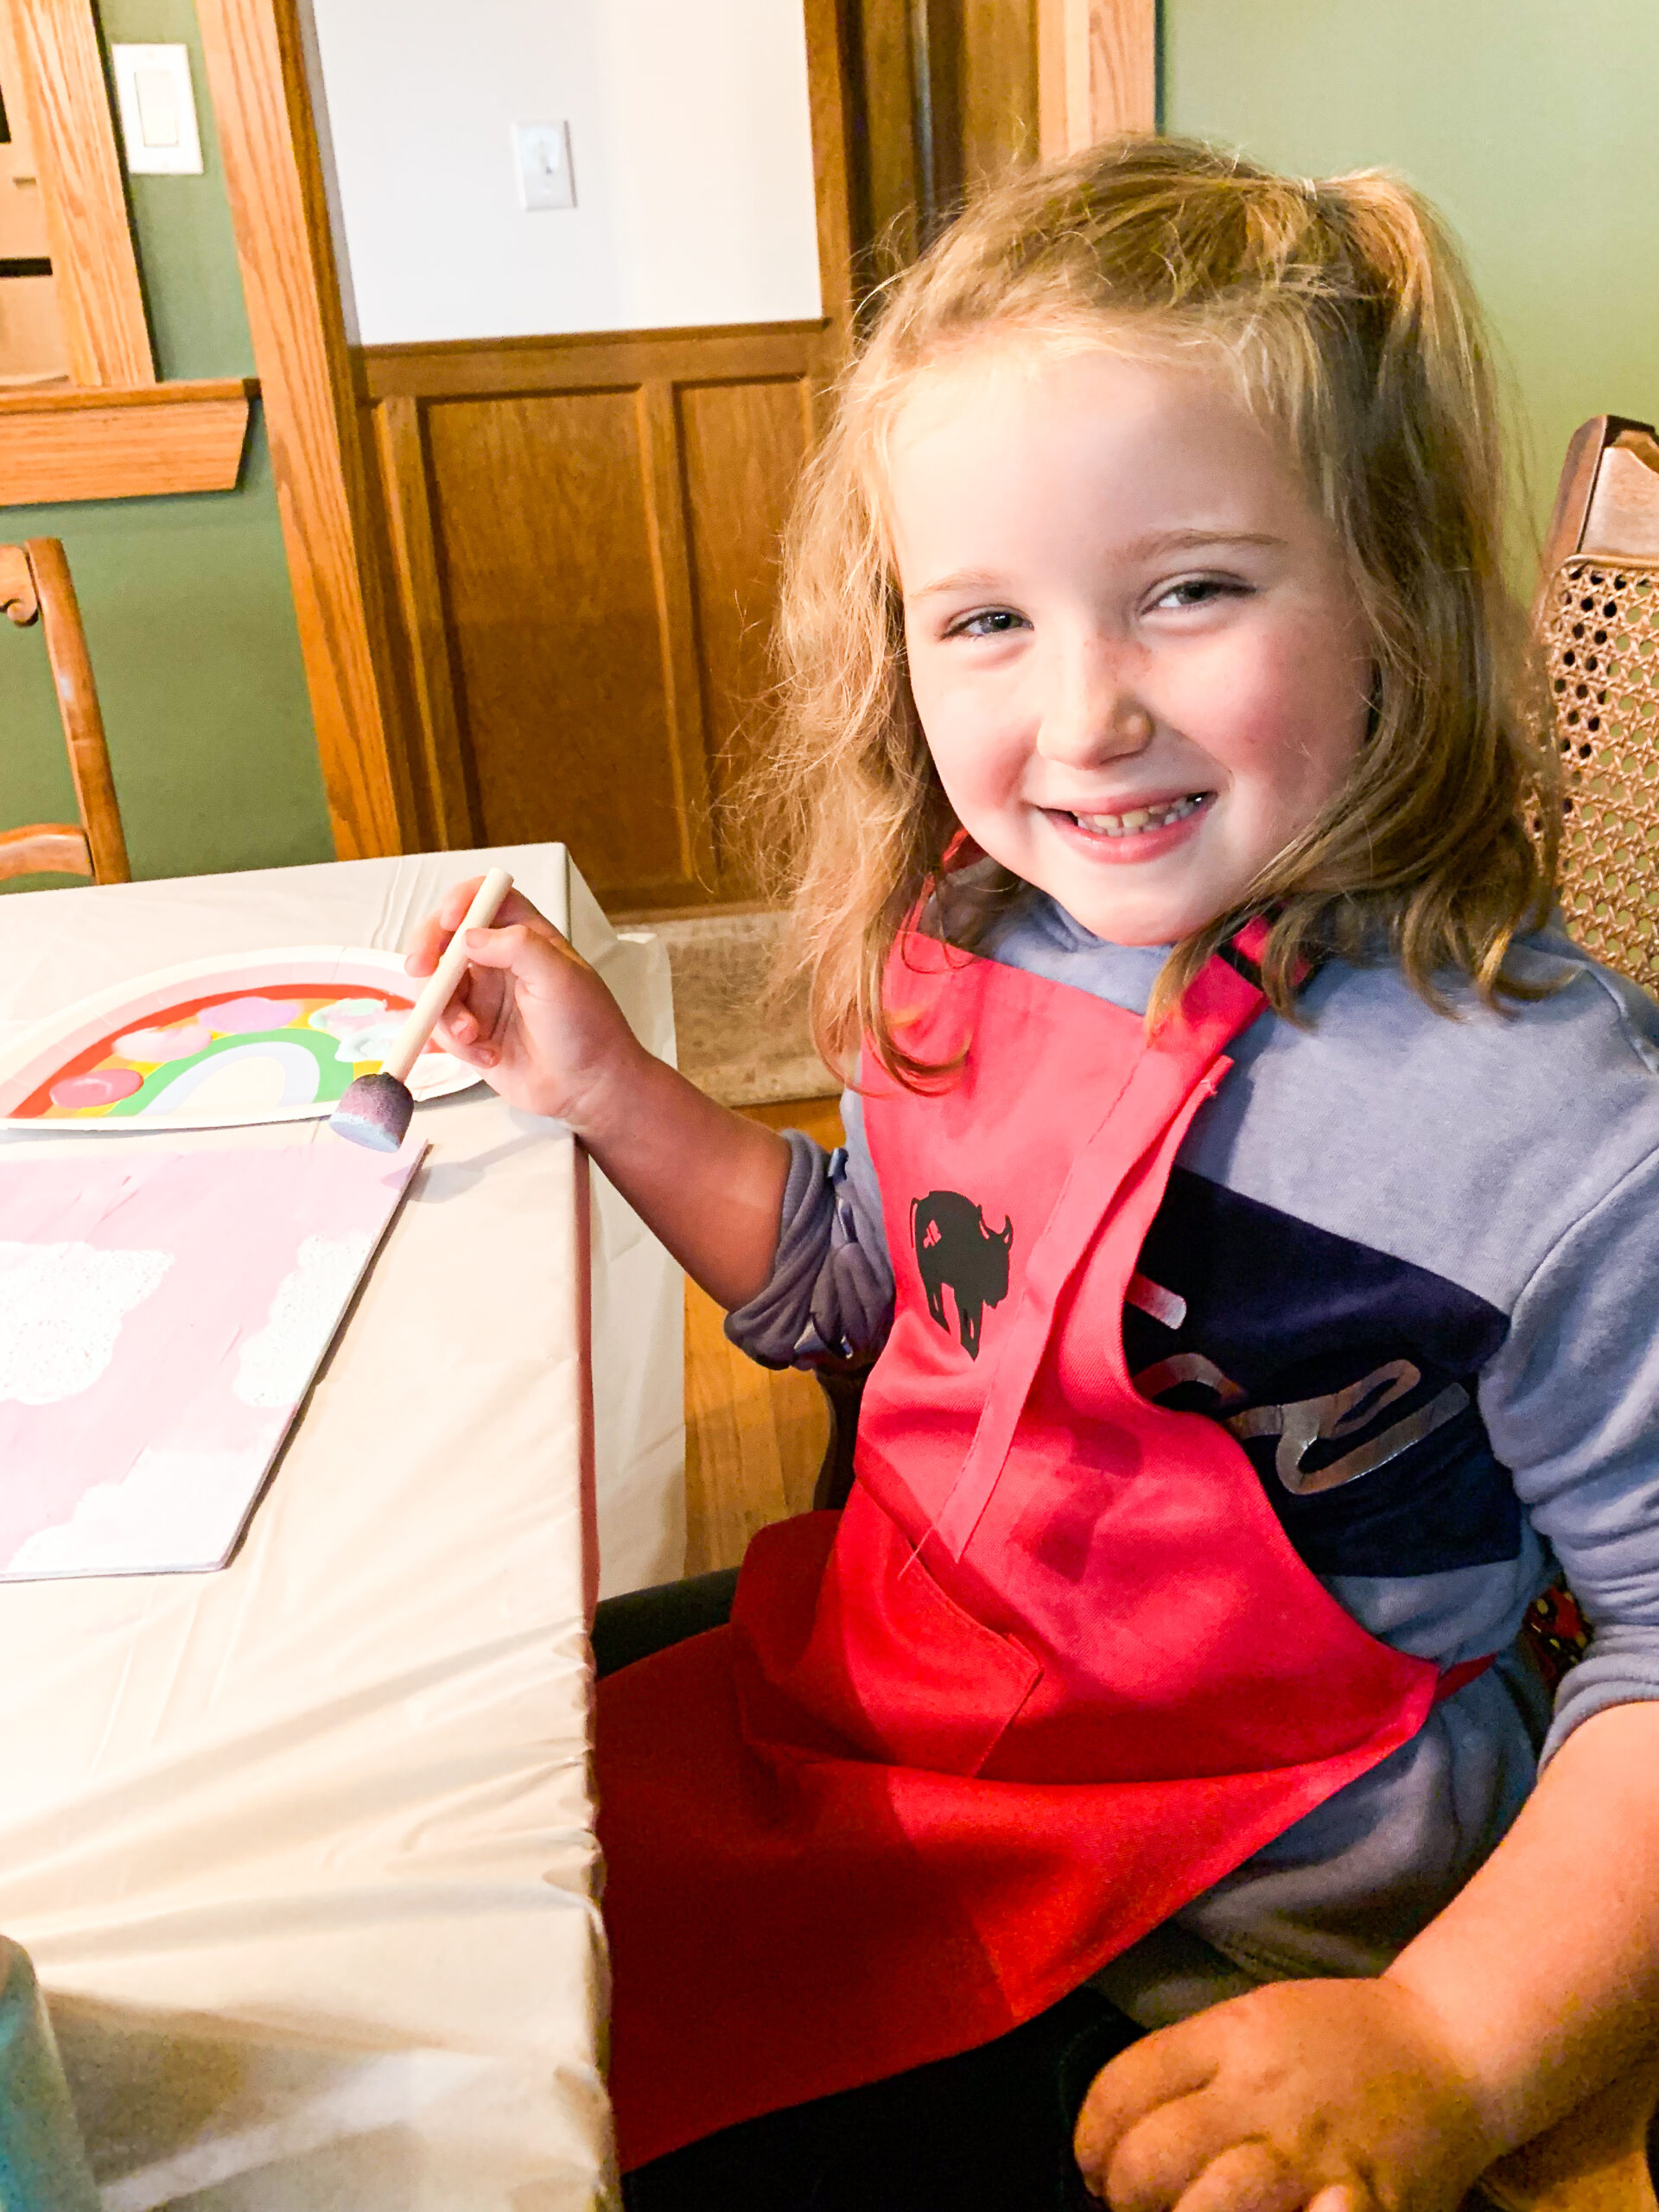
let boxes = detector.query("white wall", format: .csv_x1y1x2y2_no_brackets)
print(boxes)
306,0,824,346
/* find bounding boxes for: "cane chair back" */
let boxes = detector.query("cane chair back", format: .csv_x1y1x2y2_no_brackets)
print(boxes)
0,537,129,885
1535,416,1659,989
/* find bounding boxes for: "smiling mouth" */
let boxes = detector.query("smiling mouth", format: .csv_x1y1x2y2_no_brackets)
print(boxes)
1061,792,1213,839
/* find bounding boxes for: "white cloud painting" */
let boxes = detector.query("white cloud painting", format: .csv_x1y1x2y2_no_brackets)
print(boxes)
0,1241,172,1405
234,1230,378,1408
9,1445,253,1578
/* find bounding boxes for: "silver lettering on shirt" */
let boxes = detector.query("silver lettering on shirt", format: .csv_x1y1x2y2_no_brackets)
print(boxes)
1132,1351,1246,1406
1131,1352,1471,1495
1227,1362,1471,1494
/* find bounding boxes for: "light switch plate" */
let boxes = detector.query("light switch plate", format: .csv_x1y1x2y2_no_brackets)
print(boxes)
111,44,204,175
512,121,575,212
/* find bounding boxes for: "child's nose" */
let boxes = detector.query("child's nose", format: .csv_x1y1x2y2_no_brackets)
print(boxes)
1035,645,1156,766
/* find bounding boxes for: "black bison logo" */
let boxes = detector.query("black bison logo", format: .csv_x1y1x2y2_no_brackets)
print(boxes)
912,1190,1014,1360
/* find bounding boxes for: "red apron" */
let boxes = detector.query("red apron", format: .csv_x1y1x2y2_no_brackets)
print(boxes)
598,918,1469,2171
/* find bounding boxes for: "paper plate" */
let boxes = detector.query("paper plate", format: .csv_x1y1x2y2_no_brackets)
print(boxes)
0,945,480,1132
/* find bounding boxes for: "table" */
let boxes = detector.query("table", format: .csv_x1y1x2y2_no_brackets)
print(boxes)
0,844,678,2209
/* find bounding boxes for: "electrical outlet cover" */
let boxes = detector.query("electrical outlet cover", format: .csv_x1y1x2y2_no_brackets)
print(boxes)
111,44,204,176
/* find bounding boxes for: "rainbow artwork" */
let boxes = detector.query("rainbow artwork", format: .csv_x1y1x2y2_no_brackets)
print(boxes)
0,948,478,1132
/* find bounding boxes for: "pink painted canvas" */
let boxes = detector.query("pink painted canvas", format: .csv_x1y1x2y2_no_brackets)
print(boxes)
0,1135,423,1579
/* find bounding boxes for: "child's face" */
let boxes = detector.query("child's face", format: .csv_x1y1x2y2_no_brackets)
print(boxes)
889,340,1373,944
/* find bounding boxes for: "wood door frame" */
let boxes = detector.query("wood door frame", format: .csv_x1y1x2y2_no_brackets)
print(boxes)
194,0,416,859
1039,0,1156,154
0,0,253,500
1,0,152,386
191,0,856,864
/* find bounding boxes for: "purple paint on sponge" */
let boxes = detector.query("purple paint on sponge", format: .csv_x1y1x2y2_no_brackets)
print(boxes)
329,1070,414,1152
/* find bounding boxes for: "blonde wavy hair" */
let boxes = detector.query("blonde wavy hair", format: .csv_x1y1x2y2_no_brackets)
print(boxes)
760,134,1558,1086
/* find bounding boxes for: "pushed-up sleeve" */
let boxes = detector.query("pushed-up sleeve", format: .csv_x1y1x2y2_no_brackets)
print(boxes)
1478,1141,1659,1763
723,1090,895,1370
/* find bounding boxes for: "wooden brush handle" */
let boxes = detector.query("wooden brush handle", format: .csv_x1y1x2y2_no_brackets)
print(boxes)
384,868,513,1084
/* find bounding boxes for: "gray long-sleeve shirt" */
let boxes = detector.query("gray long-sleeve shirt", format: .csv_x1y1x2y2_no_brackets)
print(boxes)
725,893,1659,2023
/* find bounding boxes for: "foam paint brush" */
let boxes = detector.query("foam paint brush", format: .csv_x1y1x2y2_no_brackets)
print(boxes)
330,868,512,1151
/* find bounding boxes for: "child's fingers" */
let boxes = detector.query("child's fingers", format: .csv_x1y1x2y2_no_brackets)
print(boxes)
454,920,582,1003
431,1014,499,1069
405,886,565,979
437,874,488,931
439,956,510,1045
433,1002,485,1055
1075,2031,1217,2180
1155,2140,1306,2212
404,910,449,980
440,880,559,939
1087,2088,1240,2212
1305,2187,1365,2212
432,960,508,1065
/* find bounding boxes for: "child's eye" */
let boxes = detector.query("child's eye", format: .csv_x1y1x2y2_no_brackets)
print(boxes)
1151,576,1245,613
948,608,1028,639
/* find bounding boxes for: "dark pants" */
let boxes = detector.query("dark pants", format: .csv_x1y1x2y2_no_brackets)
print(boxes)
594,1570,1144,2212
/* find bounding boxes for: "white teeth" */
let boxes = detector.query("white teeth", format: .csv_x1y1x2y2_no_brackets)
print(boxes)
1071,794,1205,836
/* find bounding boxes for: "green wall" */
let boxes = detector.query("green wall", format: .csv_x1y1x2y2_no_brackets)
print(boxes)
1163,0,1659,557
2,0,332,886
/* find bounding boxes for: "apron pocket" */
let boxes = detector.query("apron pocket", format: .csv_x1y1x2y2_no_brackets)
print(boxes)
779,1483,1043,1777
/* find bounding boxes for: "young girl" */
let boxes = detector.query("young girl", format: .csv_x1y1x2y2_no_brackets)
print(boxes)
408,139,1659,2212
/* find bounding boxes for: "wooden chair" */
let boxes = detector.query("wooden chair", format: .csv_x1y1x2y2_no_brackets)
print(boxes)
1,537,130,885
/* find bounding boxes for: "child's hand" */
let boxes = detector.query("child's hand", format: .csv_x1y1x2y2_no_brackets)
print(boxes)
1074,1980,1495,2212
404,879,641,1128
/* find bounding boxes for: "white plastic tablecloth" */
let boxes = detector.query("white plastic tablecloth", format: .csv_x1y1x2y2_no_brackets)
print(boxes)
0,844,681,2209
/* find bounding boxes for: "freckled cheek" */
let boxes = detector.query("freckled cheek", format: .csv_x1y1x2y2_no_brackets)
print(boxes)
1159,639,1363,800
912,680,1032,804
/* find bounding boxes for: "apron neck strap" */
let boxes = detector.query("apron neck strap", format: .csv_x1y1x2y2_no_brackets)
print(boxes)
921,854,1299,1034
1206,912,1317,1009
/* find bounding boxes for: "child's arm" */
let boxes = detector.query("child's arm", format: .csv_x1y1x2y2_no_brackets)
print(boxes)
1074,1696,1659,2212
406,880,791,1311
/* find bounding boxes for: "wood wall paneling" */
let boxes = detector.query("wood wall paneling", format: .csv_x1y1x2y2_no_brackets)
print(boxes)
359,324,833,404
195,0,417,860
420,385,705,904
678,376,816,893
371,394,478,850
362,323,833,912
637,375,721,893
